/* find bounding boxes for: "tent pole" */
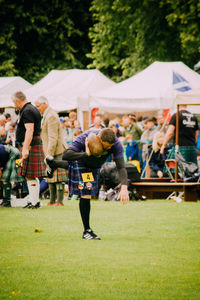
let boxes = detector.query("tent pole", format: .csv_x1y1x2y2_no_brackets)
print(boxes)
175,104,179,183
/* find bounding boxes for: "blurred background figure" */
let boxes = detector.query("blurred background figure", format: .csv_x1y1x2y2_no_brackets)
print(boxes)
5,123,16,146
125,134,139,162
0,115,6,130
4,113,12,131
149,131,170,178
156,114,169,134
108,120,122,138
141,117,158,176
90,114,105,130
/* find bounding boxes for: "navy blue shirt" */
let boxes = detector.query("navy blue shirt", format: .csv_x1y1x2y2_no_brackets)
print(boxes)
0,144,9,168
70,130,124,169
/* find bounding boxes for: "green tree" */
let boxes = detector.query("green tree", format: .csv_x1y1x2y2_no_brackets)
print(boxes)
88,0,199,82
0,0,92,83
161,0,200,67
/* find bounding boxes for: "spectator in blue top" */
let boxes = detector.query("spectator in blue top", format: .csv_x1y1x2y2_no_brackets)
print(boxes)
125,134,139,162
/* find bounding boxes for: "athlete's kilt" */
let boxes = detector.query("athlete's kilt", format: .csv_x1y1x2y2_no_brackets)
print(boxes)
68,160,100,196
165,145,197,174
46,154,68,183
1,146,23,183
19,144,46,178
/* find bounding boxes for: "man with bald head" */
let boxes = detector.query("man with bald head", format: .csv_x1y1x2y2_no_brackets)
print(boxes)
12,91,46,208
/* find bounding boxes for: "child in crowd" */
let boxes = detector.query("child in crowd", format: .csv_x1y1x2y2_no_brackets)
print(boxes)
149,131,170,178
125,134,139,162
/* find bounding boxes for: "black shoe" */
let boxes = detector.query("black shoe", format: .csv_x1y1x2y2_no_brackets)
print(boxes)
82,229,101,240
0,201,11,207
22,202,32,209
44,155,55,178
31,202,41,209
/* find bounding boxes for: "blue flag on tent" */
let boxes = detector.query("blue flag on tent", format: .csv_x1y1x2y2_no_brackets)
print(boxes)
173,71,191,92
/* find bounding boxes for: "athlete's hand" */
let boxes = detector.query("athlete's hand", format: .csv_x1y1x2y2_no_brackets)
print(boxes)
117,185,129,204
85,138,91,156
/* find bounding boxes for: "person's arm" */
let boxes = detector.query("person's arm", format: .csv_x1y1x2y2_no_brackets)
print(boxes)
115,157,129,204
22,123,34,159
160,125,175,154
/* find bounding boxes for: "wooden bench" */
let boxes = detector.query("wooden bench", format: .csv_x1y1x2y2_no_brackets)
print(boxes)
132,181,200,202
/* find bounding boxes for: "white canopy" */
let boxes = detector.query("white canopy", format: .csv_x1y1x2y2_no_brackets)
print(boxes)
90,61,200,113
0,77,32,108
25,69,115,111
175,88,200,113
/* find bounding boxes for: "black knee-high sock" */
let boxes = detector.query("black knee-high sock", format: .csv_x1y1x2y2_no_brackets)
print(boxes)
79,197,91,231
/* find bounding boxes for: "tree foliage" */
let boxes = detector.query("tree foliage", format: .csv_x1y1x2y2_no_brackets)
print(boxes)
0,0,199,83
88,0,200,81
0,0,92,83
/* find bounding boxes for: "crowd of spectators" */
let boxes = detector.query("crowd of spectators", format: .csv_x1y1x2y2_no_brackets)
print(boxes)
0,106,200,206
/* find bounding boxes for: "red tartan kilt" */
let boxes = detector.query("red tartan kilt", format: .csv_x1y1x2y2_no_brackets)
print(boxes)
19,144,46,178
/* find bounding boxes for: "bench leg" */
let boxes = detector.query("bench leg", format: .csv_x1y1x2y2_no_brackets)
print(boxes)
183,186,197,202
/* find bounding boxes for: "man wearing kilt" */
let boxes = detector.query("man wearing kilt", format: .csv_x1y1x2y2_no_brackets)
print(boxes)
160,104,199,174
45,128,130,240
35,96,67,206
0,144,23,207
12,91,46,209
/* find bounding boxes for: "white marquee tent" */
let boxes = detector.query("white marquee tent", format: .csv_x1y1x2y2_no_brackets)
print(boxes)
0,77,32,108
24,69,115,111
90,61,200,113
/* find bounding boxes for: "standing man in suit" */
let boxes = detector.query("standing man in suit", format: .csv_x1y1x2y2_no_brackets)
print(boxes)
35,96,67,206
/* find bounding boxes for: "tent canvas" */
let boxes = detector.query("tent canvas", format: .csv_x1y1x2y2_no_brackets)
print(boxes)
175,88,200,113
24,69,115,111
24,70,74,105
90,61,200,113
0,77,32,108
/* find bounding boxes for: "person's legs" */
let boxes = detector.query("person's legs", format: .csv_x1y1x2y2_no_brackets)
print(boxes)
0,182,12,207
48,183,56,204
80,195,101,240
24,177,40,208
79,196,91,231
56,183,65,205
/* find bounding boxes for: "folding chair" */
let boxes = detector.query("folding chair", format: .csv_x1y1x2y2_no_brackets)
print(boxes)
164,159,184,200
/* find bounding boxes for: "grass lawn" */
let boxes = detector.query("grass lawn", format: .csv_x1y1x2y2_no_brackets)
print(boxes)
0,199,200,300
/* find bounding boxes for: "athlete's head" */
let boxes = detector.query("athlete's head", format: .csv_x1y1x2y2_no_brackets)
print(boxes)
87,132,103,156
99,128,116,150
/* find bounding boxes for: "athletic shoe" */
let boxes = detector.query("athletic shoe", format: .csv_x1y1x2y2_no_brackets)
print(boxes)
31,202,41,209
82,229,101,240
47,202,55,206
54,202,64,206
44,155,55,178
22,202,32,209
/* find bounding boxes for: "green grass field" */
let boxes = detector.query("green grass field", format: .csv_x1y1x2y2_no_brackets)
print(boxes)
0,200,200,300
